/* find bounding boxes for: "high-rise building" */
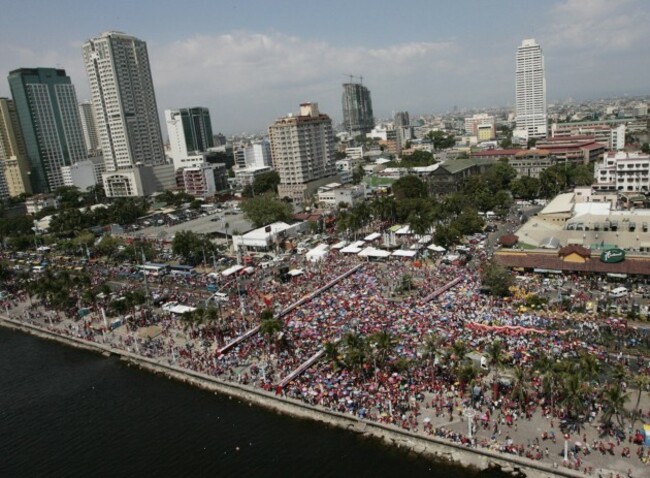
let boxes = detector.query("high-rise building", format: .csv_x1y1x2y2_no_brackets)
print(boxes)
514,39,547,141
394,111,410,128
244,140,272,169
342,82,374,136
0,97,32,197
78,101,101,156
269,103,337,203
8,68,87,193
82,31,165,196
165,107,214,160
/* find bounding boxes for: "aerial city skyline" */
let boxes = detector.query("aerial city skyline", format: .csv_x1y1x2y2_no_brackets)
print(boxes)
0,0,648,134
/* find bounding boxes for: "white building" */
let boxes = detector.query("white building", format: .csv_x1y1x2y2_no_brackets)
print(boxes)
514,39,547,141
234,165,273,187
269,103,337,203
78,101,101,155
317,183,366,208
60,156,105,191
594,151,650,193
82,31,165,197
345,146,365,160
165,107,214,168
464,114,496,140
243,140,272,169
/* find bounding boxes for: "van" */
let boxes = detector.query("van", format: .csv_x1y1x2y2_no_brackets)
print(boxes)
609,287,628,298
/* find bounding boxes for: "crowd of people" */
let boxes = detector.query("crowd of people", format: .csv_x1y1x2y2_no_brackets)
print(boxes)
2,237,650,477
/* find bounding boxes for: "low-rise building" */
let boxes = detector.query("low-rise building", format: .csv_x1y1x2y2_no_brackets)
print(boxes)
508,149,556,178
427,157,494,195
551,122,625,150
594,151,650,193
534,136,605,165
26,194,59,214
176,163,228,198
60,156,105,191
234,165,273,188
317,183,366,208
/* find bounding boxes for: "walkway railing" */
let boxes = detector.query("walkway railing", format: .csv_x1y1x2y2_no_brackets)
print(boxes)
276,349,325,388
422,277,462,303
217,264,364,355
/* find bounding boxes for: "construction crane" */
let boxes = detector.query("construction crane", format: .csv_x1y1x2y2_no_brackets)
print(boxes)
343,74,364,84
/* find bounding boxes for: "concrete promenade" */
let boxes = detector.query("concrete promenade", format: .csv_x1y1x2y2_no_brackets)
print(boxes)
0,315,591,478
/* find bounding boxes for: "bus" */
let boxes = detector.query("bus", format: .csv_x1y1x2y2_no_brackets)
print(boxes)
138,262,169,277
169,264,196,277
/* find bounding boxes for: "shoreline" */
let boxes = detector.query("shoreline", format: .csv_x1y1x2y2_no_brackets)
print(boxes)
0,315,586,478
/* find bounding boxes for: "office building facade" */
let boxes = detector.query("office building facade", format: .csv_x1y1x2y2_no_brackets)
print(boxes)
78,100,101,156
165,107,214,161
514,39,547,141
0,97,32,197
82,31,165,197
342,82,374,136
8,68,87,193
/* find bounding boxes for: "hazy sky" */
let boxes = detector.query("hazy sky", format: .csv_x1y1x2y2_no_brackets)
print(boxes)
1,0,648,135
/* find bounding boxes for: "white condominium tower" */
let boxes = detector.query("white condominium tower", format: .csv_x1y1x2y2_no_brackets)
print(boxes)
82,31,165,196
78,101,101,156
514,38,547,141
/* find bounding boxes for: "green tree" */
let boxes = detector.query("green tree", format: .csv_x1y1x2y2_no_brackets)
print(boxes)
433,224,461,248
172,230,215,266
511,176,541,201
483,161,517,194
352,164,365,185
481,261,513,297
245,171,281,197
392,175,428,200
641,143,650,154
451,208,484,235
426,130,455,150
241,193,293,228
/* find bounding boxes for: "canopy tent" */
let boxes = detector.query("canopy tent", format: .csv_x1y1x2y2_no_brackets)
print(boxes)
331,240,348,250
417,235,432,244
222,264,244,276
162,303,196,315
395,225,411,235
409,243,423,250
428,244,446,253
392,249,417,258
358,247,391,258
363,232,381,241
340,241,365,254
539,236,561,249
305,244,329,262
287,269,304,277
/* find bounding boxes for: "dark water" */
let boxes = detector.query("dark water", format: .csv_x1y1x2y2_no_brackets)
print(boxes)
0,328,508,478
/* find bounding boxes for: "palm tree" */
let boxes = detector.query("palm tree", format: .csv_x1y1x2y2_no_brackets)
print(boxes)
259,318,283,344
423,333,440,379
631,373,650,422
458,363,478,397
600,383,630,430
369,330,396,368
511,365,529,410
578,352,600,384
323,341,343,371
486,339,505,399
342,331,369,374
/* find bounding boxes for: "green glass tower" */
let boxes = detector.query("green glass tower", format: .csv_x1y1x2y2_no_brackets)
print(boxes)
8,68,87,193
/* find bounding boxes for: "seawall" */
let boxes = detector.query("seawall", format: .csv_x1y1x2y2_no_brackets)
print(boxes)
0,316,585,478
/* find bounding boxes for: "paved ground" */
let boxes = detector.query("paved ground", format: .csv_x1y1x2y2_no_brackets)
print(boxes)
132,212,253,240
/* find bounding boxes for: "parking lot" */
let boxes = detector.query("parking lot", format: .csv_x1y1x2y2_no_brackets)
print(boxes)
130,211,254,241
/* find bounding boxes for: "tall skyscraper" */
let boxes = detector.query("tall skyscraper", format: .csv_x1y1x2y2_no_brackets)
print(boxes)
78,100,101,156
269,103,336,203
82,31,165,196
514,38,547,141
165,107,214,163
8,68,87,193
0,97,32,197
342,82,374,136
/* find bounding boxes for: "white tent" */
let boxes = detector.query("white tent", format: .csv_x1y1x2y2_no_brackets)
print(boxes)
417,234,432,244
363,232,381,241
395,225,411,235
306,244,329,262
287,269,304,277
331,240,348,250
392,249,417,258
340,241,365,254
222,264,244,276
428,244,446,253
358,247,391,258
